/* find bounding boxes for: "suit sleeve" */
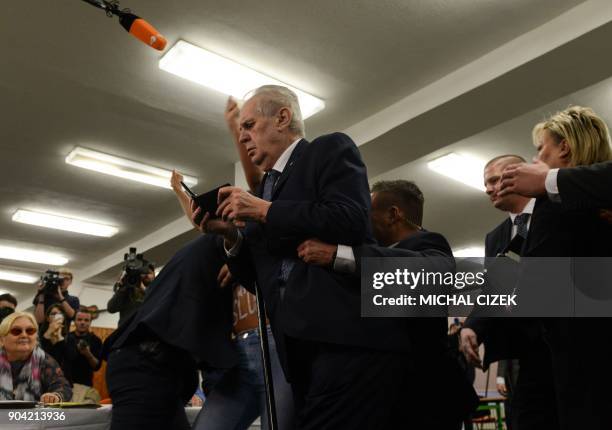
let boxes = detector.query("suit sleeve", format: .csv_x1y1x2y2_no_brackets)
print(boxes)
557,161,612,208
353,232,455,286
353,236,454,273
226,235,257,295
464,230,506,342
266,133,371,245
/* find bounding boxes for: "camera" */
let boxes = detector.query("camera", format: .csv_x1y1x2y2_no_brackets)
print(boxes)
40,270,65,296
114,247,151,291
77,339,89,349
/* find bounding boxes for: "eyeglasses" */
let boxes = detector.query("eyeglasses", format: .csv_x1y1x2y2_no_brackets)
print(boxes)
9,327,37,336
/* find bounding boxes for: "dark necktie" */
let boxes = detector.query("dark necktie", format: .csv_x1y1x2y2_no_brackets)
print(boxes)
262,170,280,201
513,213,530,239
262,170,294,284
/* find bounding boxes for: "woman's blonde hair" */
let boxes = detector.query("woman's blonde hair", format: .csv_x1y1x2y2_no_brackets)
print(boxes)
0,312,38,338
532,106,612,167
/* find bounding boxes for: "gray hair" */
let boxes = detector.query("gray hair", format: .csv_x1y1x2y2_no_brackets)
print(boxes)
247,85,305,137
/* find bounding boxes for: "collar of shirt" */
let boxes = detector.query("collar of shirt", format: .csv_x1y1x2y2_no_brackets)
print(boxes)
271,138,302,174
509,198,536,223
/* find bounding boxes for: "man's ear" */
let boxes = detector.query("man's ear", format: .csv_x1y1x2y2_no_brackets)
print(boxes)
276,107,293,131
388,205,402,224
558,139,571,161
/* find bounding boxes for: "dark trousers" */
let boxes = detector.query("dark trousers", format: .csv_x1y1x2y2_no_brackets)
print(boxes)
511,330,559,430
547,318,612,430
288,338,450,430
106,341,198,430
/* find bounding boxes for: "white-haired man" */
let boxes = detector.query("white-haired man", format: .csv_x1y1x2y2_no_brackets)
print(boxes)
196,85,413,429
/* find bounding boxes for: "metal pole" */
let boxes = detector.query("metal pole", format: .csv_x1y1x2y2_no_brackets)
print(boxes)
255,283,278,430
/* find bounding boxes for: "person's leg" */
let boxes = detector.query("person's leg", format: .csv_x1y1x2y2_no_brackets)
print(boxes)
511,338,559,430
551,318,612,430
253,327,294,430
288,340,414,430
107,345,189,430
192,338,260,430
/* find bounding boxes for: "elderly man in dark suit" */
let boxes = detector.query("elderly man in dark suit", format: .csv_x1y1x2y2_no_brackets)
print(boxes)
196,85,424,429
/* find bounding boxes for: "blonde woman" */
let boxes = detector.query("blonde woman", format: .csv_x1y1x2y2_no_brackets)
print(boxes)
0,312,71,403
463,105,612,430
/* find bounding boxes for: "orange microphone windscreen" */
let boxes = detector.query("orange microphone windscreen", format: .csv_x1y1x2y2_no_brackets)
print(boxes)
119,13,167,51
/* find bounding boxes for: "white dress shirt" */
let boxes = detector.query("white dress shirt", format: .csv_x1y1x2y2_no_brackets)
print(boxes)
545,168,561,202
225,138,302,257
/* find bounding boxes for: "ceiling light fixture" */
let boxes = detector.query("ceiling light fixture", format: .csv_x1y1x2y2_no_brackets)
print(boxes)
453,246,485,258
0,245,69,266
0,269,39,284
65,147,198,189
159,40,325,119
12,209,119,238
427,153,486,191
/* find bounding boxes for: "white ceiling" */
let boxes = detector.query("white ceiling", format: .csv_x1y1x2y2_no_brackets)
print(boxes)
1,0,611,311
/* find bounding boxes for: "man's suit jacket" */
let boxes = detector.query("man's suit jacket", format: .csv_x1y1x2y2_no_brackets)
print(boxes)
557,161,612,208
465,217,527,368
467,196,612,366
105,235,237,370
228,133,376,374
352,230,455,353
354,230,479,420
485,218,512,258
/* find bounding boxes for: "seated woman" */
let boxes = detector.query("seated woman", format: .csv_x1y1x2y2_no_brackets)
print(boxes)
0,311,71,403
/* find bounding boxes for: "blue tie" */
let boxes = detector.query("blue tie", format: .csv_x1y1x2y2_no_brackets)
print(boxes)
262,170,280,201
262,170,295,284
513,213,530,239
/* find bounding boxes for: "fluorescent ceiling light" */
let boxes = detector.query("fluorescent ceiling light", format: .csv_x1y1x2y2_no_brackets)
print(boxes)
0,269,39,284
159,40,325,119
427,153,486,191
65,147,198,189
0,245,69,266
13,209,119,238
454,247,485,258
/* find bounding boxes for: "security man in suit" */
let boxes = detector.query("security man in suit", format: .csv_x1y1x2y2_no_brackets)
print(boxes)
195,85,421,429
297,179,479,429
462,154,531,429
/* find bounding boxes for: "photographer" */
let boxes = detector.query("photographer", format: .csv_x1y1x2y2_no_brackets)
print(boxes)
107,250,155,326
64,310,102,391
33,269,80,325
